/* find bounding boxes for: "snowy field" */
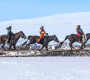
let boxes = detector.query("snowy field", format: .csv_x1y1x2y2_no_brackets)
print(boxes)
0,57,90,80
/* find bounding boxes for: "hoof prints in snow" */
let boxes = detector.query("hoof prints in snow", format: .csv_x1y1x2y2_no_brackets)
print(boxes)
0,50,90,57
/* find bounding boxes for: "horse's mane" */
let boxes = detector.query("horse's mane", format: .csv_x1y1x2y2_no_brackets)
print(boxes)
86,33,90,35
45,35,56,37
15,31,23,35
28,35,39,39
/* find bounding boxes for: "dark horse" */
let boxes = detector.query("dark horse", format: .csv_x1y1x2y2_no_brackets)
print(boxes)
0,31,26,50
22,35,59,51
60,33,90,50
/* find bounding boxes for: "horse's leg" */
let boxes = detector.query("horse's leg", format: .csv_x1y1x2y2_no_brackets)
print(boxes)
1,43,6,51
46,45,48,51
25,41,31,49
45,44,48,51
26,43,30,47
8,44,12,51
1,44,4,49
22,41,27,47
13,44,16,50
38,45,44,51
69,42,73,50
80,42,86,50
69,41,76,51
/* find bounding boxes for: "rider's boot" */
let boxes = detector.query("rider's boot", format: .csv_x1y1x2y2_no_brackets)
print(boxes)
5,39,8,44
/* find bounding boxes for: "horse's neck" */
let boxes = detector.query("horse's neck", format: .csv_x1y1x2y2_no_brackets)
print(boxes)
48,36,54,42
14,33,20,41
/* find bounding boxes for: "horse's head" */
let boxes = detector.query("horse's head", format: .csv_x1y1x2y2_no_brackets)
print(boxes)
53,35,59,43
86,33,90,40
19,31,27,39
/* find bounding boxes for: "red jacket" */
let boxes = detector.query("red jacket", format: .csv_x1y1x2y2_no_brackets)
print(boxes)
76,27,84,37
39,29,46,38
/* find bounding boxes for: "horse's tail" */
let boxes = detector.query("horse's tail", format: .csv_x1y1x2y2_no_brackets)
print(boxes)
64,36,68,41
59,36,68,47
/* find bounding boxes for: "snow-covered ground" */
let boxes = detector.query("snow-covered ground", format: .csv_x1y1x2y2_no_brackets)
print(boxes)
0,57,90,80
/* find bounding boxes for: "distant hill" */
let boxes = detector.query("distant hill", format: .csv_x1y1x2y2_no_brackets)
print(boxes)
0,12,90,42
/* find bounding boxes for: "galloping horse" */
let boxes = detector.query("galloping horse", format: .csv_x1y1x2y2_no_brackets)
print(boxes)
22,35,59,51
0,31,26,50
60,33,90,50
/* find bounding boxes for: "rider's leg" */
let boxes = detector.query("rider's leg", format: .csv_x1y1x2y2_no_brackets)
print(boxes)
8,33,11,43
39,45,44,51
39,38,44,43
77,33,81,42
13,44,16,50
78,36,81,42
80,35,82,42
8,44,12,50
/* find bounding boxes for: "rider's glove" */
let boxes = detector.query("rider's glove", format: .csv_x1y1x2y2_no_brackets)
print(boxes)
46,33,48,35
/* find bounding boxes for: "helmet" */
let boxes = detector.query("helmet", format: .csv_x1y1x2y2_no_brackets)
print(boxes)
78,25,80,27
40,26,44,29
9,26,12,28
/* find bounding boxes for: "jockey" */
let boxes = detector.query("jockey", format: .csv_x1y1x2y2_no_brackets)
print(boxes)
76,25,84,42
6,26,14,43
37,26,48,43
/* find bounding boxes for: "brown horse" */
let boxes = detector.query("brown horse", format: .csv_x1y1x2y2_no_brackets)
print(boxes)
0,31,26,50
60,33,90,50
22,35,59,51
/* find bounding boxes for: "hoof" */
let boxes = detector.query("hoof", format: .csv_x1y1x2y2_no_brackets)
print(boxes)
77,49,80,51
73,48,76,51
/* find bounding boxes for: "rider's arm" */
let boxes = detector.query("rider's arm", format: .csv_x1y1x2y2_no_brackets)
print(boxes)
81,28,84,34
76,27,80,33
40,30,46,34
44,31,46,34
77,30,79,32
43,30,48,35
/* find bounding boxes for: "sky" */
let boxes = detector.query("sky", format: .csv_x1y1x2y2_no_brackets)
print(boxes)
0,0,90,22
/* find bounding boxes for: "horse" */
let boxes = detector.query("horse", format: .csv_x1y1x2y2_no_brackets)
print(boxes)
60,33,90,50
0,31,26,51
22,35,59,51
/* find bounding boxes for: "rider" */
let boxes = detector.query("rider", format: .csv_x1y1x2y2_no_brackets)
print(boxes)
76,25,84,42
6,26,14,43
37,26,48,43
